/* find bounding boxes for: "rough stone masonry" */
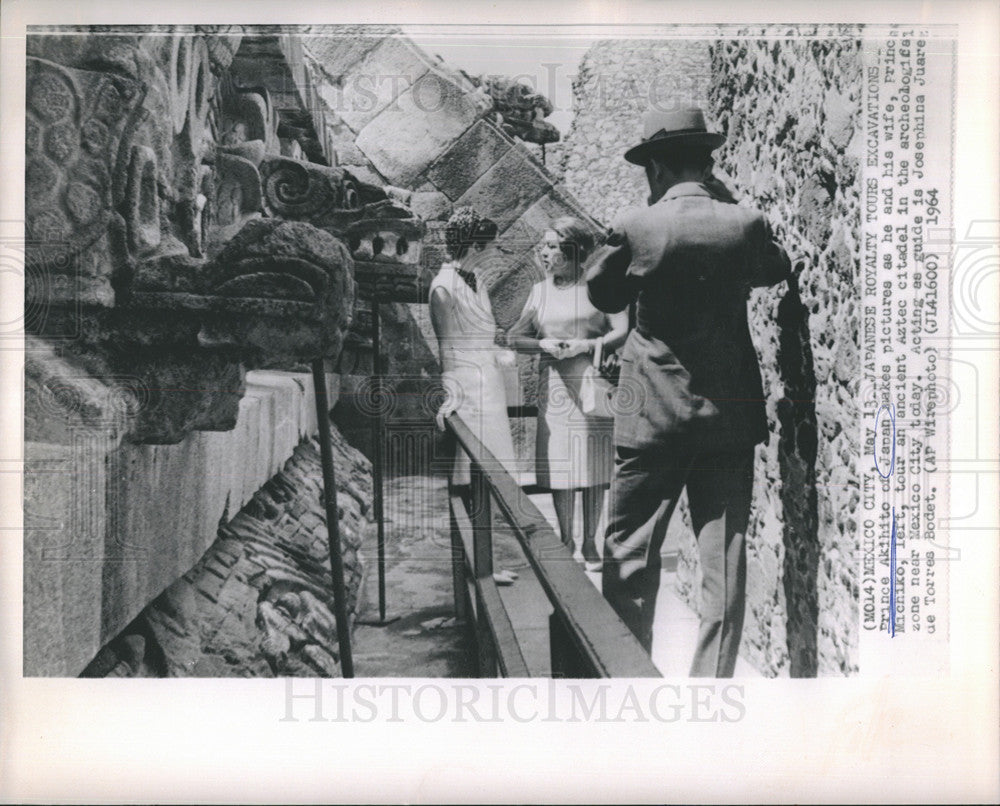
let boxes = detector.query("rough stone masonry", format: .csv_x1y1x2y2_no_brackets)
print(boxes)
556,31,861,676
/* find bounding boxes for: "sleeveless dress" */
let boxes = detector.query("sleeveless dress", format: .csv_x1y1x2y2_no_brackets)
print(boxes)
520,276,616,490
429,263,518,486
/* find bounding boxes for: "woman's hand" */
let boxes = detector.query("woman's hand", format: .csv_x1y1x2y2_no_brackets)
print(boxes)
539,338,568,359
560,339,593,358
435,376,461,431
435,398,458,432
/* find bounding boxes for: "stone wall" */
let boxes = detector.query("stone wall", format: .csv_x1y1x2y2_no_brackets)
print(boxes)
23,26,423,676
82,432,370,677
554,39,714,227
710,32,862,677
299,28,599,475
554,34,861,676
24,368,340,676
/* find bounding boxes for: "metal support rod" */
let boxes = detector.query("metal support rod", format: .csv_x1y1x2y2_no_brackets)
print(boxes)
371,301,387,621
311,358,355,678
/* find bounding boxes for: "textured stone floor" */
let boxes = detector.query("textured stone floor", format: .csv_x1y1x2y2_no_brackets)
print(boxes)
350,474,475,677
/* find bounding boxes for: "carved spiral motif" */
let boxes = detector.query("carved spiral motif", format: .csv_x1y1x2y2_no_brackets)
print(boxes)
261,159,335,221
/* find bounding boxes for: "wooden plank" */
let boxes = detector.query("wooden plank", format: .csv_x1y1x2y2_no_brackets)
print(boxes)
476,579,529,678
446,413,661,678
474,585,498,675
450,493,529,678
449,493,477,567
494,523,553,677
447,492,469,623
470,465,493,580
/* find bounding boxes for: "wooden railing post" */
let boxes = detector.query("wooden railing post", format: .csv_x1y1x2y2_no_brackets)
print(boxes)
445,411,660,679
447,487,469,624
470,463,493,580
470,463,497,675
550,612,595,679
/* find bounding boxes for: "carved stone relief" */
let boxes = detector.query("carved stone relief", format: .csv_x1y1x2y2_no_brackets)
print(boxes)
26,29,427,445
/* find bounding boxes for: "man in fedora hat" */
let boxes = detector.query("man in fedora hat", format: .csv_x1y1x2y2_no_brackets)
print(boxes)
586,106,791,677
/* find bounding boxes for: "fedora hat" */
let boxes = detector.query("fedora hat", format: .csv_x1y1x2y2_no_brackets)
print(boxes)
623,107,726,166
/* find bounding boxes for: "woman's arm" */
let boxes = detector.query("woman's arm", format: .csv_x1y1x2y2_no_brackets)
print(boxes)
561,309,630,359
504,328,568,358
596,310,629,353
503,329,543,353
429,286,451,344
429,286,462,429
501,283,544,353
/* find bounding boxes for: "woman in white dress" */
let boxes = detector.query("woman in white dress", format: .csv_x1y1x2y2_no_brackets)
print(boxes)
504,217,629,572
430,209,520,583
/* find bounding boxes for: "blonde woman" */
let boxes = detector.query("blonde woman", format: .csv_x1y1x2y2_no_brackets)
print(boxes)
505,217,629,572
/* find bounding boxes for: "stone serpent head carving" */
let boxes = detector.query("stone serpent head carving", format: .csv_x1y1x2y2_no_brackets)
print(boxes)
24,32,426,444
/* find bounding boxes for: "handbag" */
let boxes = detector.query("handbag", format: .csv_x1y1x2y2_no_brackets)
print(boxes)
580,339,616,419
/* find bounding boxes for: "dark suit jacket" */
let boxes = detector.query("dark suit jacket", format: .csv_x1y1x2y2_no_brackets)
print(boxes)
586,181,790,451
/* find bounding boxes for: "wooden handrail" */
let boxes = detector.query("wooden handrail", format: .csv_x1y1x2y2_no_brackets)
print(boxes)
445,412,661,678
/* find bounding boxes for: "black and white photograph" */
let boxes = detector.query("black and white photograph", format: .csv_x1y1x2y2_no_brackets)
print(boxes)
2,1,998,802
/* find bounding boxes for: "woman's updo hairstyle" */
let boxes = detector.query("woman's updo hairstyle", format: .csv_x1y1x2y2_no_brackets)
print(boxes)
550,216,596,280
445,206,499,260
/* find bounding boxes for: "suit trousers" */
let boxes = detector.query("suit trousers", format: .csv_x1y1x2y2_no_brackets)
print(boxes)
601,440,756,677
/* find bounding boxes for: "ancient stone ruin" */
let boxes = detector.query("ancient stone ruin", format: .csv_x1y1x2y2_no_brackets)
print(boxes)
24,25,861,678
23,25,595,677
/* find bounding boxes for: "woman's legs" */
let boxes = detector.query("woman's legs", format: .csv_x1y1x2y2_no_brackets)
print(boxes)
551,487,604,566
581,485,605,568
551,489,575,548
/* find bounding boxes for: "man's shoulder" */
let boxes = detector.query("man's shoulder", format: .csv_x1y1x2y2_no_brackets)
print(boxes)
608,205,646,233
610,194,769,242
625,194,760,226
